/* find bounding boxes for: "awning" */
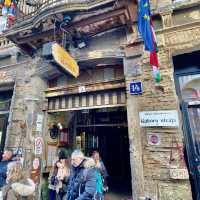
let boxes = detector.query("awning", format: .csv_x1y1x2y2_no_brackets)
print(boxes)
48,89,126,112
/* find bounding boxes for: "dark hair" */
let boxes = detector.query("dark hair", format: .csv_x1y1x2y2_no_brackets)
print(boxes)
92,150,99,156
58,150,67,160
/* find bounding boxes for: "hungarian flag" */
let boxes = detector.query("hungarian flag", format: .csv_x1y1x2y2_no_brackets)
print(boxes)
138,0,161,82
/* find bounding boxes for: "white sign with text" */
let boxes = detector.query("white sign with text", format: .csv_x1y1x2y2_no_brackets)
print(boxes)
34,137,43,155
139,110,179,127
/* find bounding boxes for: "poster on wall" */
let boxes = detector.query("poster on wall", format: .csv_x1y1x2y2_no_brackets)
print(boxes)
36,114,43,132
139,110,179,127
46,144,57,167
34,137,43,155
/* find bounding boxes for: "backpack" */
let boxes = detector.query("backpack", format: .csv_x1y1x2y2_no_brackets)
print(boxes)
80,168,104,200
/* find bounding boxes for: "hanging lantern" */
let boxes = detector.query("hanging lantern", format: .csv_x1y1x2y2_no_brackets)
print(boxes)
4,0,11,7
49,124,59,139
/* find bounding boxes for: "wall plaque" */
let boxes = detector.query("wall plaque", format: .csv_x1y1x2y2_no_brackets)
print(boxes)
139,110,179,127
169,168,189,180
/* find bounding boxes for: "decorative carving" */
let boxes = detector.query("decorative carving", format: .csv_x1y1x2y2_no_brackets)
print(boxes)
161,11,173,28
166,26,200,48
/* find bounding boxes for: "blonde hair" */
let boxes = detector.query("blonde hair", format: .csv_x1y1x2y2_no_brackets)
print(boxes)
7,162,24,184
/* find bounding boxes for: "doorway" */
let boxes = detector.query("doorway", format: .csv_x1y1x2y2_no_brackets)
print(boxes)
173,51,200,200
76,107,132,199
48,106,132,199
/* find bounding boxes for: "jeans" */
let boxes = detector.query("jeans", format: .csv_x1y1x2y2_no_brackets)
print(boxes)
49,189,56,200
94,192,104,200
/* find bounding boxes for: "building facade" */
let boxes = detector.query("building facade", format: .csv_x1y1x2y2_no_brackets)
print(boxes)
1,0,200,199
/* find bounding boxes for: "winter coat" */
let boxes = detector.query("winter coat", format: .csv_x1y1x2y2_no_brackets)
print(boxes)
0,160,13,188
2,178,35,200
48,161,70,193
66,158,96,200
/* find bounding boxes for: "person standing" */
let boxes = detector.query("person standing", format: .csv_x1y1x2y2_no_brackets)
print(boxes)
48,150,70,200
92,151,108,192
66,150,96,200
56,155,70,200
0,150,14,189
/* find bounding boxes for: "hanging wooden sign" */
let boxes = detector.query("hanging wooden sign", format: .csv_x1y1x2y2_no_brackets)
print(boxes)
52,43,79,78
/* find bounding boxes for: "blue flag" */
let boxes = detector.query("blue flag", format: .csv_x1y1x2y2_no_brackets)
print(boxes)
138,0,155,52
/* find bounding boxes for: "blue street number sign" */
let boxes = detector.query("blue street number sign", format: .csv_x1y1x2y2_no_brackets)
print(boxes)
130,81,143,95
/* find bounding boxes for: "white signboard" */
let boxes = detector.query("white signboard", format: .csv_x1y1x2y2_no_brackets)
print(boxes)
139,110,179,127
34,137,43,155
36,123,43,132
36,114,43,132
170,168,189,180
36,114,43,123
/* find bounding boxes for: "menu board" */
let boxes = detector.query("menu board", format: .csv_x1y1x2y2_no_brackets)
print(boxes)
46,144,57,167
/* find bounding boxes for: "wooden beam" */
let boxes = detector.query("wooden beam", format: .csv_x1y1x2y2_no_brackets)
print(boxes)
7,36,34,56
45,78,125,97
76,123,128,127
16,7,129,44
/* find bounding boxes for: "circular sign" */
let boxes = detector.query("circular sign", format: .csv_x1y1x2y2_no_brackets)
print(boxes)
150,135,159,144
148,133,160,146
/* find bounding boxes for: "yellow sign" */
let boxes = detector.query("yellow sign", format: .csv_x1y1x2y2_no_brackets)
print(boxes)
52,43,79,78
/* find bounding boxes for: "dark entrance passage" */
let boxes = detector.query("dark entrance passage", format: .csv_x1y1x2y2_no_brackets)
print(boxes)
76,107,132,199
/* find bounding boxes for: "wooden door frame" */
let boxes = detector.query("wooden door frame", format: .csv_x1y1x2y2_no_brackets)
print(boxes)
174,68,200,200
181,102,200,200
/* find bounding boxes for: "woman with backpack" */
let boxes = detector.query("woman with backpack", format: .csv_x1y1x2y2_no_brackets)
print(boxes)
92,151,109,200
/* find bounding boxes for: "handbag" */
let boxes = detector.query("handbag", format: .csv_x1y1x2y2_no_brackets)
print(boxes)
50,175,59,186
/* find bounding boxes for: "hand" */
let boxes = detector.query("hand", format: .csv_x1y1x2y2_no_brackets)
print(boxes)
103,186,109,192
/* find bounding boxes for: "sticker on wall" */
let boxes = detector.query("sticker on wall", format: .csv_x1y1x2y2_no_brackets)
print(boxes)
169,168,189,180
34,137,43,155
36,114,43,132
33,158,40,170
147,133,161,146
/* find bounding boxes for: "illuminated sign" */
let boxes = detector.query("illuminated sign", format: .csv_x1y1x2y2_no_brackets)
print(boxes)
52,43,79,78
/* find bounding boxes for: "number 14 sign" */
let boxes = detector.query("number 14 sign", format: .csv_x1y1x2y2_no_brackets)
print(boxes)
130,81,143,95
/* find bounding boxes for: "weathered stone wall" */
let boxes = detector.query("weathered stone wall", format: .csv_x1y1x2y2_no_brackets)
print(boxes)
127,5,200,200
138,46,192,200
0,55,48,171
